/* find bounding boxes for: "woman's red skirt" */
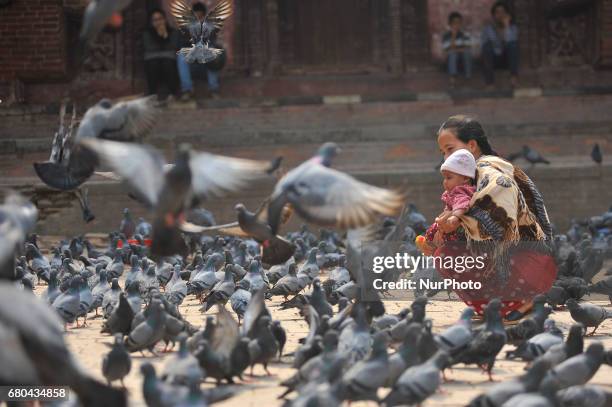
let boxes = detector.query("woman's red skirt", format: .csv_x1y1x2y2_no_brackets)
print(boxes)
435,244,557,317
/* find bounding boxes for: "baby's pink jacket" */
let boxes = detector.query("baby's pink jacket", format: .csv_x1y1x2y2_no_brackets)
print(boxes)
441,184,476,212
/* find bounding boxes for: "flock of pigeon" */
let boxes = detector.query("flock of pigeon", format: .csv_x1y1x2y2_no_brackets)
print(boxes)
1,172,612,406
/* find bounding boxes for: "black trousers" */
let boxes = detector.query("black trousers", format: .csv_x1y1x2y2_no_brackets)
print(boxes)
144,58,179,100
481,41,520,85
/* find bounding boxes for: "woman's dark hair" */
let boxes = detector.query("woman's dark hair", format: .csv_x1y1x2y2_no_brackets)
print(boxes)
448,12,462,24
438,115,497,156
193,2,207,14
491,1,510,16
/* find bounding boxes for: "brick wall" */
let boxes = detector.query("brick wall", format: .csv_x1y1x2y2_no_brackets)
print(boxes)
601,0,612,66
0,0,67,83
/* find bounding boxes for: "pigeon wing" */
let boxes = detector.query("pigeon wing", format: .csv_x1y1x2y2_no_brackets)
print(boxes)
188,151,272,199
79,138,166,208
205,0,233,30
169,0,198,30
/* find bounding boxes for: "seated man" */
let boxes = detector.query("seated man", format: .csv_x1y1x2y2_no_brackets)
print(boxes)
177,2,224,99
481,1,519,87
442,12,472,87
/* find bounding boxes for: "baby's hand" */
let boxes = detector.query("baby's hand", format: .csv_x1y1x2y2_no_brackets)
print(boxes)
447,215,460,227
435,211,451,224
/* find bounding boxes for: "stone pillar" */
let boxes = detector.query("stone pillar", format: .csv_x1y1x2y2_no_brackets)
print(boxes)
600,0,612,67
264,0,281,74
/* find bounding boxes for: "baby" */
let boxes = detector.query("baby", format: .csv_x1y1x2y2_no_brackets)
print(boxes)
417,149,476,254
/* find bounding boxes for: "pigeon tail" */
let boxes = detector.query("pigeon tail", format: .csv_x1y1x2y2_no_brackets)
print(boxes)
72,375,127,407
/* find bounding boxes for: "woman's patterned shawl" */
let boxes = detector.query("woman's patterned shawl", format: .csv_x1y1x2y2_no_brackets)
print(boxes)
458,155,553,283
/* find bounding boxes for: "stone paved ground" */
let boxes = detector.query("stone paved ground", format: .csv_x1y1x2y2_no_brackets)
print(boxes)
31,236,612,407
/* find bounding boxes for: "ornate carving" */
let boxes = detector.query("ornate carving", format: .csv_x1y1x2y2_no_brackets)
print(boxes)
547,12,590,65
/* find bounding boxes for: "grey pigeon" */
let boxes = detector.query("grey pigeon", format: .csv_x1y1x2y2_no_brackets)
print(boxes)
230,279,251,322
506,319,564,361
468,358,551,407
25,243,50,283
165,267,188,307
268,263,301,299
309,278,333,318
0,282,126,406
539,342,605,391
160,333,204,385
451,298,507,381
271,320,287,360
340,331,389,403
382,351,449,407
435,307,474,355
588,275,612,304
338,303,372,367
557,385,612,407
102,334,131,387
120,208,135,239
90,269,111,316
566,298,611,335
136,217,153,238
508,145,550,167
267,142,404,234
126,281,142,313
126,299,167,355
102,278,122,318
52,276,82,329
535,324,584,369
201,265,235,312
77,275,94,326
101,293,135,336
247,315,278,375
43,270,61,304
384,322,422,387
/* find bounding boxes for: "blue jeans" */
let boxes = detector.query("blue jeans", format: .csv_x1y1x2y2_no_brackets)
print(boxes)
482,41,519,85
177,53,221,93
447,49,472,78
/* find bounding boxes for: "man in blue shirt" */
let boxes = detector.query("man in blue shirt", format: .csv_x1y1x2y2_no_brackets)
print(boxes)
481,1,519,87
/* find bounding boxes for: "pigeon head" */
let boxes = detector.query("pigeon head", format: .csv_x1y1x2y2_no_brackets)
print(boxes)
234,203,246,213
237,279,250,291
95,98,113,109
176,143,192,161
585,342,605,359
113,333,123,345
312,279,321,290
111,278,120,289
140,362,156,377
288,263,297,275
543,319,556,332
431,350,450,369
257,315,272,328
127,281,140,294
565,298,579,310
459,307,475,321
21,278,34,291
372,330,390,353
307,248,317,262
317,142,340,167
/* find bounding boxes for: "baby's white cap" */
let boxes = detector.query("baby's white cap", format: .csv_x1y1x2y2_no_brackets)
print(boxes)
440,149,476,178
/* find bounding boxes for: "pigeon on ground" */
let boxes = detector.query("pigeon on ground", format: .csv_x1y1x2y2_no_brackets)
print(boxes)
271,320,287,360
247,315,279,375
120,208,135,239
160,333,204,385
101,293,135,336
229,279,251,322
80,139,277,259
340,331,390,403
557,384,612,407
508,145,551,167
382,351,449,407
126,281,142,313
267,263,301,299
588,275,612,303
77,275,94,326
506,319,564,361
539,342,605,391
535,324,584,369
25,243,50,283
102,278,122,318
201,264,235,312
434,307,474,356
451,298,507,381
125,299,167,355
102,334,132,387
468,358,552,407
383,322,422,387
90,269,110,316
0,282,127,406
338,303,372,367
136,217,153,238
566,298,611,335
309,278,333,318
43,270,61,304
266,142,404,234
52,276,82,329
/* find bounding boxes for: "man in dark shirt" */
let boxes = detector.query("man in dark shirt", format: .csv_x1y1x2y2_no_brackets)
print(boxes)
481,1,519,87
